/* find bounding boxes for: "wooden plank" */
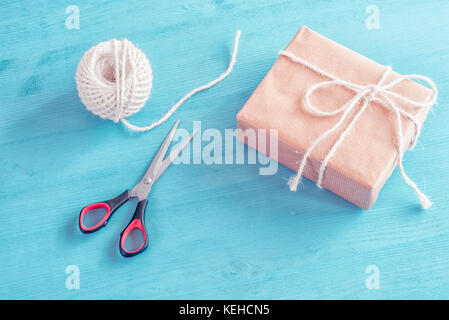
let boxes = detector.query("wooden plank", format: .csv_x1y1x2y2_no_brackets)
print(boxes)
1,0,448,299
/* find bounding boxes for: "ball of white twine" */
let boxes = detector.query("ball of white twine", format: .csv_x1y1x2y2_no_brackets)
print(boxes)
75,30,241,132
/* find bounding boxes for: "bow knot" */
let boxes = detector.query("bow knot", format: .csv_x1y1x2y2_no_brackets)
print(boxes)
279,50,437,209
366,83,381,96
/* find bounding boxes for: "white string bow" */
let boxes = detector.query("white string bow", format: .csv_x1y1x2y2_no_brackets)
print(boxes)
279,50,437,209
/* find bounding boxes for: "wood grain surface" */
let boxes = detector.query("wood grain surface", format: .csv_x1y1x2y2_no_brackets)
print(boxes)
1,0,448,299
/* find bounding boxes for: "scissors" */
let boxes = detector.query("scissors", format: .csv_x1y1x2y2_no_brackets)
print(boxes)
79,120,197,258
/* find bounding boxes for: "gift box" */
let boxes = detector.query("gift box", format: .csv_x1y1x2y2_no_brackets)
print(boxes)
237,26,436,209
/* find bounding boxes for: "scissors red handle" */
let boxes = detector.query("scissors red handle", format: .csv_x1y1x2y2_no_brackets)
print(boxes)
119,199,149,258
79,190,130,233
78,121,197,258
79,190,149,257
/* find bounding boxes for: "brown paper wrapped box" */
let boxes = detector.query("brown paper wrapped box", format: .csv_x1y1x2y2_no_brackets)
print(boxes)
237,26,435,209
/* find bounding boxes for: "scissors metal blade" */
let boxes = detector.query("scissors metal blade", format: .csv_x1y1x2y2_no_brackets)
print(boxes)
146,120,180,179
153,128,198,181
130,121,196,200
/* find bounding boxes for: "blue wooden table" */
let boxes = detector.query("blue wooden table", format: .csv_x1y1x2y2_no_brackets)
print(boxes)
1,0,448,299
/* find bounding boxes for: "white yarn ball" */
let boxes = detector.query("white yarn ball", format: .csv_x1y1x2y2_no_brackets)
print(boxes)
75,39,153,123
74,30,241,132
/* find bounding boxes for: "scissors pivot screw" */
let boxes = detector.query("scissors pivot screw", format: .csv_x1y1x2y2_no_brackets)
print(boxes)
144,177,153,184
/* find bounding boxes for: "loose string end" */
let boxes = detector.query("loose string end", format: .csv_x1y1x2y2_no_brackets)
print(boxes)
398,159,432,210
235,30,242,42
418,192,432,210
288,174,301,192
